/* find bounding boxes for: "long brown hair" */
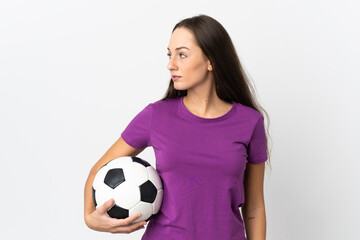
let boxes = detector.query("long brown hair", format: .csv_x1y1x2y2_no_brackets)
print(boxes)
161,14,272,167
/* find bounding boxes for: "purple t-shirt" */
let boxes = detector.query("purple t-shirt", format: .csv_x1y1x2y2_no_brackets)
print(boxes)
121,96,268,240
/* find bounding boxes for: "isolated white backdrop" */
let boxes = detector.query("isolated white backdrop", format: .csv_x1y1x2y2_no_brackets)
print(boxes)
0,0,359,239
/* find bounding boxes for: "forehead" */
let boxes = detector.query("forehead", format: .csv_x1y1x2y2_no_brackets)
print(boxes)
167,27,198,50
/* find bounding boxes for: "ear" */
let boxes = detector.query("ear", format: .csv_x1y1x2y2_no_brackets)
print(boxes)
207,61,213,71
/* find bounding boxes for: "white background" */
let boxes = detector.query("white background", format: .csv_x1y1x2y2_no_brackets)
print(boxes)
1,0,359,239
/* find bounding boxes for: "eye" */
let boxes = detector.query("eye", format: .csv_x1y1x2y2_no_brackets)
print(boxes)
167,53,187,59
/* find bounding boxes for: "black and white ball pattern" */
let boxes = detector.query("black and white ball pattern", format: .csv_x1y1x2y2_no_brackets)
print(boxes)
92,156,163,222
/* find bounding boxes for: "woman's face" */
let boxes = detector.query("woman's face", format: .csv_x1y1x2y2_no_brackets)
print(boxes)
167,27,212,91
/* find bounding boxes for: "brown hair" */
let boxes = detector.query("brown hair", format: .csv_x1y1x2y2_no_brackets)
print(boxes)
161,14,272,167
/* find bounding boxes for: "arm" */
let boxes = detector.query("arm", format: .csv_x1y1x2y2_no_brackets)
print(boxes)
241,162,266,240
84,136,147,233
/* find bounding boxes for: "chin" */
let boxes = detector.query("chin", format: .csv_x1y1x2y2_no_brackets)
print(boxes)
173,83,189,91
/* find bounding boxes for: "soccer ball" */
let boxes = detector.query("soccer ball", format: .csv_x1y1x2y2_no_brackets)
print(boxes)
92,156,163,222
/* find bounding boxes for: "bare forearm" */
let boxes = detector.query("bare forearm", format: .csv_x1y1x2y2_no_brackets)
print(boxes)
84,160,108,219
242,206,266,240
84,168,97,220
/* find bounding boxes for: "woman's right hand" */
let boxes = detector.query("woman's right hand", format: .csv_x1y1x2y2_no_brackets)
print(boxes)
85,198,147,234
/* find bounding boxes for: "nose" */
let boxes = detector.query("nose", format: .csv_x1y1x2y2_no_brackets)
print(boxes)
167,56,178,72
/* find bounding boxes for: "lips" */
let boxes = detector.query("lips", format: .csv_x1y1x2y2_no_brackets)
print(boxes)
171,75,182,81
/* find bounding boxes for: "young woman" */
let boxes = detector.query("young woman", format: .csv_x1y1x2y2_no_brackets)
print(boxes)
84,14,271,240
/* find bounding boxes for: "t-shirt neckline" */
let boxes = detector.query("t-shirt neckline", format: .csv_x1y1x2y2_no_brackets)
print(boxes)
179,96,236,123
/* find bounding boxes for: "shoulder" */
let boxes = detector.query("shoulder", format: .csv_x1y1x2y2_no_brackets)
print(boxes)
149,97,180,110
234,102,264,121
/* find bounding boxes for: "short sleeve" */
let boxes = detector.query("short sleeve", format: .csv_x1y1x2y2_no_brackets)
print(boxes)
247,116,268,164
121,103,153,149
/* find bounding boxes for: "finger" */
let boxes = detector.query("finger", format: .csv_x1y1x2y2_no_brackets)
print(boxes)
110,220,146,234
126,221,146,232
97,198,114,214
133,224,146,232
113,213,145,226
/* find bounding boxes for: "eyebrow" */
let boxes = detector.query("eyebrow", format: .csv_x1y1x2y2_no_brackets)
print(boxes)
167,46,190,51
